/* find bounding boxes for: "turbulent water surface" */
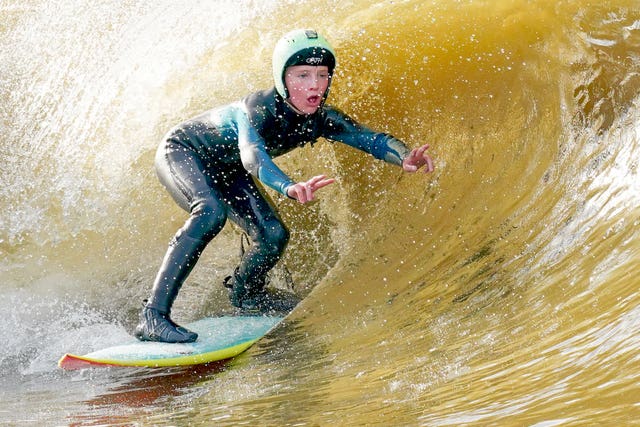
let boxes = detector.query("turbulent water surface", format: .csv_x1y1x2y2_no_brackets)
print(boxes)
1,0,639,425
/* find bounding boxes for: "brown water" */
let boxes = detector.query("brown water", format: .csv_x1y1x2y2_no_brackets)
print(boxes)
1,0,639,425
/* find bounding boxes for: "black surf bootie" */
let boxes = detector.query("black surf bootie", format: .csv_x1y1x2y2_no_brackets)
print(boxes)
224,269,263,309
134,304,198,343
224,270,299,314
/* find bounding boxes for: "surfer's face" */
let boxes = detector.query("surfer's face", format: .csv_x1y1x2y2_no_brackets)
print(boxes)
284,65,330,114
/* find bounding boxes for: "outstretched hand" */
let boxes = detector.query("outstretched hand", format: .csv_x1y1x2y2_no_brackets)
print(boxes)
287,174,336,204
402,143,435,174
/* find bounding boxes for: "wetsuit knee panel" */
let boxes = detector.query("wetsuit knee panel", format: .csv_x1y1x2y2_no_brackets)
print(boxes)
259,219,290,254
185,197,228,241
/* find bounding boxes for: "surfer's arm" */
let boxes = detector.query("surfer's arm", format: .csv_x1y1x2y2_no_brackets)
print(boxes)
323,107,434,173
234,107,296,196
322,108,411,166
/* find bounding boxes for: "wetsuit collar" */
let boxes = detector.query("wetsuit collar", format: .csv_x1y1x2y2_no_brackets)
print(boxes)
284,99,308,115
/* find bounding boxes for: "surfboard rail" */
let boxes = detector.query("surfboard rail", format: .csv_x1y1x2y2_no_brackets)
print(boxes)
58,338,258,370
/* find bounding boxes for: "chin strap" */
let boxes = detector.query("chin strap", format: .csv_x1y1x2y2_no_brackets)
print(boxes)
284,99,308,115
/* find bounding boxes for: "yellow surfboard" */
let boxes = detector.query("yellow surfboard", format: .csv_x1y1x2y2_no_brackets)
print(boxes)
58,316,283,370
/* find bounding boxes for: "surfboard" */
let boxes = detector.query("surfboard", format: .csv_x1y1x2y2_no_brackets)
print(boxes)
58,316,283,370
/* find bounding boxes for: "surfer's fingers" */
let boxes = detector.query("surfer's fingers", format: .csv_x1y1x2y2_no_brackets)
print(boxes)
312,177,335,191
305,183,314,201
416,143,430,154
288,183,311,203
422,153,435,173
307,175,335,191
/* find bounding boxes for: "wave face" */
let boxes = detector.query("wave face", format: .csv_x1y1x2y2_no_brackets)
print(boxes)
1,0,639,425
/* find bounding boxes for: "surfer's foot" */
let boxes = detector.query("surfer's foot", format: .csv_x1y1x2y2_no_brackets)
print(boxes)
228,284,299,314
134,306,198,343
237,289,299,314
224,271,299,314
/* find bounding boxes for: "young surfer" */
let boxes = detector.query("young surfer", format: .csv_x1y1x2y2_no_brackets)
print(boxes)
135,29,435,343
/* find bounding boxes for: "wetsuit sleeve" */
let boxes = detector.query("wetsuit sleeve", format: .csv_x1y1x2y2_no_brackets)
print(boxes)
234,107,295,196
322,108,411,166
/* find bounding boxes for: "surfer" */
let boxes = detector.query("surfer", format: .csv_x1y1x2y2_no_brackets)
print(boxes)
135,29,435,343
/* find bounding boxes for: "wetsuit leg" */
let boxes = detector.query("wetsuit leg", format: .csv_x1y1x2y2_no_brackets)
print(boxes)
136,142,227,343
219,167,290,306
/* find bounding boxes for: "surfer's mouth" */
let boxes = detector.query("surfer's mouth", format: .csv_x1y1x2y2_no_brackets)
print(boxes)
307,95,321,105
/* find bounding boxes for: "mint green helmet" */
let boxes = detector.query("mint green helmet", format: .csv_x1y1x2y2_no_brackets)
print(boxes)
272,29,336,99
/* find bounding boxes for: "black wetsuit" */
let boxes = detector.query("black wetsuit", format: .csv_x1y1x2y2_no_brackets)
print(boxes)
149,88,411,310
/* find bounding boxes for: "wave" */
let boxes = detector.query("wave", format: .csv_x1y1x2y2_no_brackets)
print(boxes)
1,0,639,424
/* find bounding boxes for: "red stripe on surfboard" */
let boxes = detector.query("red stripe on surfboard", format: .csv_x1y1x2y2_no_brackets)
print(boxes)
58,354,121,370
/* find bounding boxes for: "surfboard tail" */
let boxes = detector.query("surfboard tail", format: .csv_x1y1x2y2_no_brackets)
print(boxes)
58,354,121,370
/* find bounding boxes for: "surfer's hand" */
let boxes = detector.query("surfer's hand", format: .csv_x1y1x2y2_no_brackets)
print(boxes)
402,144,434,174
287,175,335,204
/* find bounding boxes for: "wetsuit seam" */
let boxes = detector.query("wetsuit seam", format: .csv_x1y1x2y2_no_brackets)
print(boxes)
163,142,196,209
